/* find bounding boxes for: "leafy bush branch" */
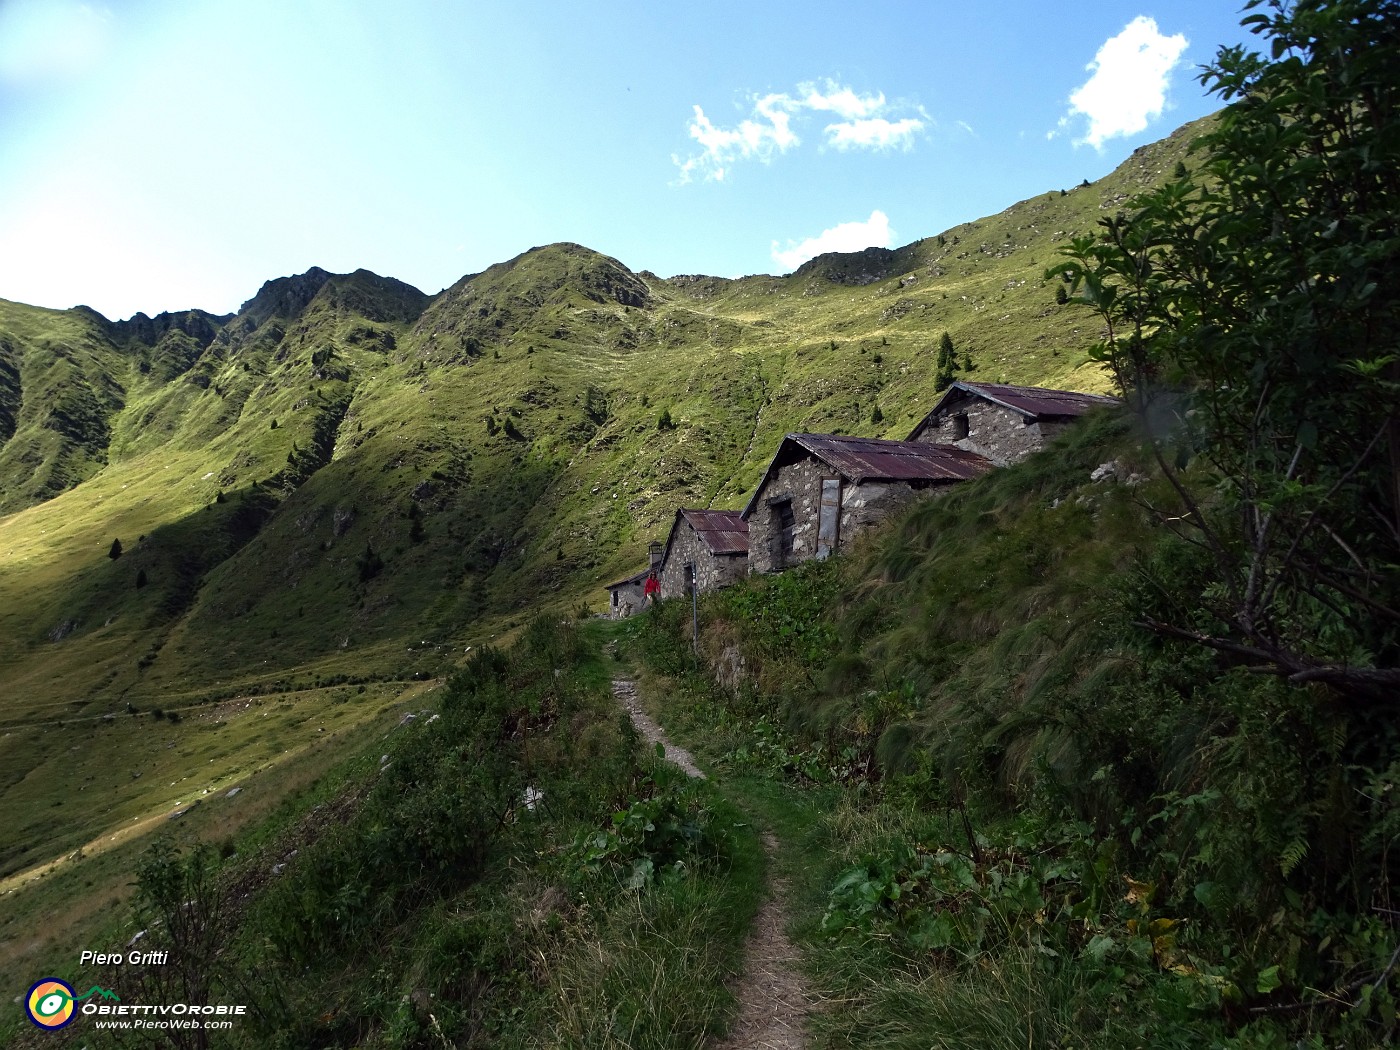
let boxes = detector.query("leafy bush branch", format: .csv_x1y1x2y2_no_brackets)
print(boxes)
1054,0,1400,697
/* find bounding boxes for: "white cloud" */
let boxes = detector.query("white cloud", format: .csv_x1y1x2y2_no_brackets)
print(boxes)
674,80,927,182
824,116,924,151
674,93,800,183
797,81,885,120
1056,16,1188,149
771,210,894,271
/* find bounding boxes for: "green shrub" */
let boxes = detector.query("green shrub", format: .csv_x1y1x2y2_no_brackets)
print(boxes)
569,770,722,890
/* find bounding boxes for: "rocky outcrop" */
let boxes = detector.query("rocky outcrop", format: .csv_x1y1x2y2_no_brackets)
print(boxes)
792,243,925,288
315,270,431,324
237,267,335,329
112,308,230,349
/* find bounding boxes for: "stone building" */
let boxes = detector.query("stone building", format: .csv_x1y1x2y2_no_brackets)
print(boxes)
657,509,748,599
741,434,991,575
604,567,650,619
906,381,1118,466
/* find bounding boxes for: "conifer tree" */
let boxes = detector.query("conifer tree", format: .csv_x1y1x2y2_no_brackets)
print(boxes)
935,332,959,391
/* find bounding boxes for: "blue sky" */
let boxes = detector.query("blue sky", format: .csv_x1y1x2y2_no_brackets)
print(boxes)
0,0,1251,320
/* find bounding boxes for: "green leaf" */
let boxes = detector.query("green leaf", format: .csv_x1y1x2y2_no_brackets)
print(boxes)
1193,881,1221,910
1086,933,1117,963
625,858,654,889
908,913,957,950
1256,964,1282,994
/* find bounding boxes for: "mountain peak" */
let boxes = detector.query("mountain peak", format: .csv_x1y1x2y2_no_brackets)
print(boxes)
318,269,430,324
237,266,335,328
110,308,233,349
791,244,923,286
403,242,651,364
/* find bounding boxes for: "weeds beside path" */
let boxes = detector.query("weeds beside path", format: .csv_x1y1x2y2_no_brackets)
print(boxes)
612,675,811,1049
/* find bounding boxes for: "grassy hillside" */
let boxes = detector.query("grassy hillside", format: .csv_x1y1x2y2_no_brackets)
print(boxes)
1,617,765,1049
627,406,1398,1047
0,301,129,514
0,115,1206,983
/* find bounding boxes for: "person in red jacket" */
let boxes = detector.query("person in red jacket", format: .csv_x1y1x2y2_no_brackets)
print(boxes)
643,572,660,605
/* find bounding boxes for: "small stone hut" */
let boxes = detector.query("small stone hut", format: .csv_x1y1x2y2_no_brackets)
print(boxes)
907,381,1119,466
741,434,991,574
604,567,650,619
657,509,749,599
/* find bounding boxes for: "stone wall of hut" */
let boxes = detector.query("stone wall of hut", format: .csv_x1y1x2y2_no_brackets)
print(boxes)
607,579,647,619
659,524,747,599
747,455,928,574
913,396,1067,465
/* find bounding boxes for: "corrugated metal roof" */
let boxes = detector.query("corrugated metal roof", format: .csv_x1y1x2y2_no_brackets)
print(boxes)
605,566,650,590
742,434,992,518
908,381,1119,439
960,382,1119,418
789,434,992,483
679,509,749,555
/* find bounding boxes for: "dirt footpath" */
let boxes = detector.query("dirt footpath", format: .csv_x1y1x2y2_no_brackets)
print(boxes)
611,678,809,1049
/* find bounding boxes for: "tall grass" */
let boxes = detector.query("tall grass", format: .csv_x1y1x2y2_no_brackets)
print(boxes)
80,616,766,1049
532,864,756,1050
811,937,1196,1050
651,409,1400,1047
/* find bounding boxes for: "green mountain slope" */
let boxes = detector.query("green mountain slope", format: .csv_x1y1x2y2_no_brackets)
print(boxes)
0,115,1206,880
0,301,128,514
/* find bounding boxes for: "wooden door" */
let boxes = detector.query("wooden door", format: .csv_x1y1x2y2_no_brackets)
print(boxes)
816,477,841,559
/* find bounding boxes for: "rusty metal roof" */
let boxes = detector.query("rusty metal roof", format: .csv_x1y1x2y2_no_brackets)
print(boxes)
659,509,749,571
908,381,1119,439
678,509,749,555
741,434,992,519
604,566,650,591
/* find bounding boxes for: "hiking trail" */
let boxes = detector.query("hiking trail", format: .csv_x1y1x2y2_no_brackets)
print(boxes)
611,677,810,1050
